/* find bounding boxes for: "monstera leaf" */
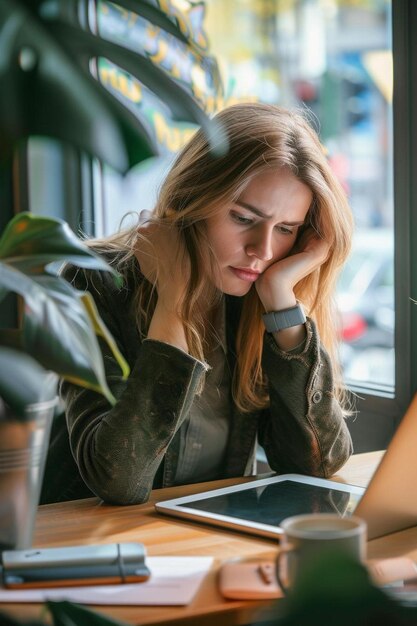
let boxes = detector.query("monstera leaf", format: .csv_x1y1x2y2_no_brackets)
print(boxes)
0,0,226,173
0,213,130,407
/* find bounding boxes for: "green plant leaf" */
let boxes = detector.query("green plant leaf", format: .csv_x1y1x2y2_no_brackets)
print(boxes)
45,20,227,155
0,214,130,404
0,0,157,172
0,347,57,418
0,265,115,404
0,0,227,173
276,552,414,626
26,0,192,48
46,600,128,626
81,292,130,381
0,213,119,280
98,0,192,48
32,275,124,403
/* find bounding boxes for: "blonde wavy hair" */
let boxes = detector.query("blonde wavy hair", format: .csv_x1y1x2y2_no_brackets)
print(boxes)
90,103,353,413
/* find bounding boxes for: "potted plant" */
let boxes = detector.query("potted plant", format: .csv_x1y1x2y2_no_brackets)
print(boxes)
0,211,131,550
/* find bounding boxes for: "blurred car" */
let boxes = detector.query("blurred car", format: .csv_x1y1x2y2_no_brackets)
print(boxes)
336,229,394,385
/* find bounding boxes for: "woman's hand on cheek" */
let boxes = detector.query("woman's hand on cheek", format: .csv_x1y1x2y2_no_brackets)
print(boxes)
255,227,330,311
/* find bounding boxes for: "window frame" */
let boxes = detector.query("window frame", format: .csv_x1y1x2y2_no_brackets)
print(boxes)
339,0,416,452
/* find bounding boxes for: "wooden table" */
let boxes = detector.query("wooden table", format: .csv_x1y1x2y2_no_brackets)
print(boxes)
4,451,417,626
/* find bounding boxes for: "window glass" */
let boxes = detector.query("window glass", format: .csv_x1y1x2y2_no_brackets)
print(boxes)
27,138,67,219
96,0,393,391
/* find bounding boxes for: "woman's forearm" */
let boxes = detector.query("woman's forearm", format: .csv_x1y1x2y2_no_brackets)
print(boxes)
259,321,352,477
62,340,207,504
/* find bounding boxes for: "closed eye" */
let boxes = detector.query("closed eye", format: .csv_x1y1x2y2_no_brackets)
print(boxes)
230,211,254,225
276,224,296,235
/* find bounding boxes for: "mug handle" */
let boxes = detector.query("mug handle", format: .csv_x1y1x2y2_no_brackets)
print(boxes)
276,543,296,595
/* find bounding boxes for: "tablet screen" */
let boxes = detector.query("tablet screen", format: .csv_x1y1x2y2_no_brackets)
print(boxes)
178,480,361,527
155,474,366,538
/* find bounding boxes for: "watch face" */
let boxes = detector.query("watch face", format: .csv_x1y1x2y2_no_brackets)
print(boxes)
263,305,306,332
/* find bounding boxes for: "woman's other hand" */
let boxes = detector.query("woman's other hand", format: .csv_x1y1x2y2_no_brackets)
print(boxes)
134,210,191,352
255,226,330,312
134,210,190,313
255,227,330,351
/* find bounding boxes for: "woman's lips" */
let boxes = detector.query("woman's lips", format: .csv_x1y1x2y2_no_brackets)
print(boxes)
230,267,261,282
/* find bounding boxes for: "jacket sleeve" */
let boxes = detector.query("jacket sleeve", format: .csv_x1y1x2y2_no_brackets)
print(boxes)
258,319,353,478
59,267,207,505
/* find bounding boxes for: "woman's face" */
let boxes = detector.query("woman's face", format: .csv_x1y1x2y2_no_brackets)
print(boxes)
205,168,313,296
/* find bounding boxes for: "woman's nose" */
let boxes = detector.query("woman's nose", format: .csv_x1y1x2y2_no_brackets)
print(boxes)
245,228,274,261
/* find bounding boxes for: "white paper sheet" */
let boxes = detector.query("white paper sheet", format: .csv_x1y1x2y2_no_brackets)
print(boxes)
0,556,213,606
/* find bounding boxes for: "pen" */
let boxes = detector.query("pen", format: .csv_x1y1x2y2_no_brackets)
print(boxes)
256,563,275,585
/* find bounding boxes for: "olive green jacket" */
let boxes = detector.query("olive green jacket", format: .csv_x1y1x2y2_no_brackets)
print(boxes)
54,259,353,505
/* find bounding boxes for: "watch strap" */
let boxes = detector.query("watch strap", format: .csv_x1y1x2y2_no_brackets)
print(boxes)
262,303,306,333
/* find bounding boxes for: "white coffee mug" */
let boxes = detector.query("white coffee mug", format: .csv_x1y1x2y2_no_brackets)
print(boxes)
276,513,367,593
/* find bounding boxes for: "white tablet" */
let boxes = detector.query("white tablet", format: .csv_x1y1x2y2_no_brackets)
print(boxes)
155,474,365,539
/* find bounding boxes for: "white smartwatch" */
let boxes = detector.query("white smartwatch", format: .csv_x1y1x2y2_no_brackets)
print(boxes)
262,303,306,333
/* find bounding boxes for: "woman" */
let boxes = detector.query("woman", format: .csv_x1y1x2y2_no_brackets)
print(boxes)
60,103,354,505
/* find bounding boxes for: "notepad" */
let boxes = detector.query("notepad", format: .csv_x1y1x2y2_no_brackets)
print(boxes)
0,556,213,606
